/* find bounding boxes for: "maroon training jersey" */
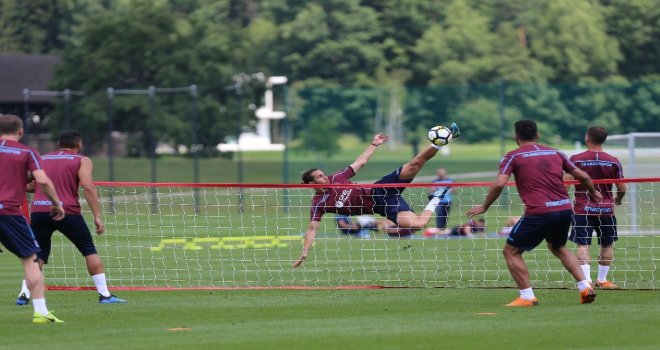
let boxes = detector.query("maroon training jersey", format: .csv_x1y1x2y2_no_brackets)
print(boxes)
499,144,576,215
31,150,83,215
570,150,623,215
0,140,42,215
309,166,375,221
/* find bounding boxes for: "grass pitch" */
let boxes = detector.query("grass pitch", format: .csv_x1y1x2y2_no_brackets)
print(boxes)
0,285,658,350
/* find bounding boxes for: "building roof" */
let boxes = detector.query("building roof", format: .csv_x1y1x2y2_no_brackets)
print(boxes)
0,55,62,103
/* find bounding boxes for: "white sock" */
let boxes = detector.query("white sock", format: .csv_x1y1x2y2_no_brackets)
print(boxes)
92,273,111,297
519,287,535,300
20,279,31,298
577,280,591,291
32,298,49,316
597,264,610,282
430,143,443,150
424,196,441,212
580,264,592,282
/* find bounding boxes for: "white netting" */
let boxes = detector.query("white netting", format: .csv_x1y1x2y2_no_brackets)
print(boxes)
43,180,659,289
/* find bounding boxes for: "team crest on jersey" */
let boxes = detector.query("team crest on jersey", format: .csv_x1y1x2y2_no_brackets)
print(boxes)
335,189,353,208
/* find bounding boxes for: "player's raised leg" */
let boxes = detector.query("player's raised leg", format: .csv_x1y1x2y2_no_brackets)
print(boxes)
395,123,460,229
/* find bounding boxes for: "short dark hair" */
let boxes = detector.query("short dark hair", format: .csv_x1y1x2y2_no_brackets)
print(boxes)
515,120,538,142
0,114,23,135
586,126,608,145
301,168,319,184
58,130,82,149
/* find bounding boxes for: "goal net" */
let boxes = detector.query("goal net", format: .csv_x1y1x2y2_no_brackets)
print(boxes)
43,180,659,290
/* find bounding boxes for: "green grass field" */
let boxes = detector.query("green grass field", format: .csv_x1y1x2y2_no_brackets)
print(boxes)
0,284,658,350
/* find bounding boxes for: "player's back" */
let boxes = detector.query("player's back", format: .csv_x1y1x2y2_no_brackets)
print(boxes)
0,140,42,215
500,143,573,215
570,150,623,214
32,150,83,215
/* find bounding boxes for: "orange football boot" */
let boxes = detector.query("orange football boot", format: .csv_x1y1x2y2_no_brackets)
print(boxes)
504,297,539,307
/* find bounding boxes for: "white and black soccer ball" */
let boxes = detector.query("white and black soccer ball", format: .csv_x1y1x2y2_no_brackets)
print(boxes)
427,125,453,146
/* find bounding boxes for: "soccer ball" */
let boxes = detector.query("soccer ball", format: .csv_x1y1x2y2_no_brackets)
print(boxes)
427,125,452,146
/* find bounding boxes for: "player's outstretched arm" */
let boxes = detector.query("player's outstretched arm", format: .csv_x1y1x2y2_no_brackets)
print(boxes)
568,168,603,202
466,174,509,217
79,157,105,234
293,220,320,268
31,169,65,221
349,133,389,174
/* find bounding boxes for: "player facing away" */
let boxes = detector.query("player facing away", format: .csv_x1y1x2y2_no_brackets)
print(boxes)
466,120,603,306
0,114,66,323
292,123,460,268
564,126,626,289
15,130,126,305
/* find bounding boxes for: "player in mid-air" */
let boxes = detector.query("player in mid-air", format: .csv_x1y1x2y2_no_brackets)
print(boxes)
0,114,65,323
565,126,626,289
15,130,126,305
292,123,460,268
466,120,602,306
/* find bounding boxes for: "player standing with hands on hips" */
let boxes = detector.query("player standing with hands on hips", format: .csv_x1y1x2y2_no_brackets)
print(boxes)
565,126,626,289
0,114,65,323
466,120,602,306
15,130,126,305
293,123,460,268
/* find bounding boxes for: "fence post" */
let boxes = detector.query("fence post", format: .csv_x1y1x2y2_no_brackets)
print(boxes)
106,87,116,214
63,88,71,130
190,84,201,214
22,88,30,145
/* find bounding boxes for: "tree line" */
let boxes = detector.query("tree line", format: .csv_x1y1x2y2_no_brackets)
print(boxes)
1,0,658,155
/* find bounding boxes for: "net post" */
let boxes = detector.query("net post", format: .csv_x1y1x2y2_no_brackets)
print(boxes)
106,87,116,214
190,84,201,214
147,86,160,213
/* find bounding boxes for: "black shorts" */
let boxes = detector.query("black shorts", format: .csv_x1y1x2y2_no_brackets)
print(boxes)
31,212,97,264
0,215,40,258
569,214,618,246
506,210,572,251
372,167,413,224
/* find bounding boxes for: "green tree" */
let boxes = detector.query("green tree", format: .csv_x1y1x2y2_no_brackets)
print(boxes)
600,0,660,78
276,1,384,86
524,0,622,81
50,0,234,155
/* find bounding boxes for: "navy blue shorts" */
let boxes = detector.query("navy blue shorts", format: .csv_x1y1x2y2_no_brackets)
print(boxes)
0,215,41,258
569,214,618,246
372,167,413,224
31,212,97,264
507,210,572,251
